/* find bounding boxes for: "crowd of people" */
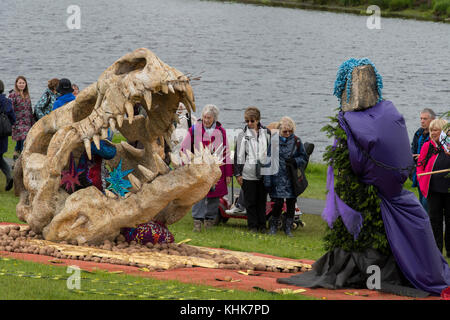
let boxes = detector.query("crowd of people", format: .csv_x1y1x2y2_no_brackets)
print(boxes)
0,77,79,189
0,75,449,248
412,108,450,258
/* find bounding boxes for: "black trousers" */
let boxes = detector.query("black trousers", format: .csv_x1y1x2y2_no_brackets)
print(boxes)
428,191,450,254
0,155,12,180
242,179,267,230
271,198,296,220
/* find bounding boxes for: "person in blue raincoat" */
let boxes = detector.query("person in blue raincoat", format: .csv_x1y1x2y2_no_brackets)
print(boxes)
264,116,307,236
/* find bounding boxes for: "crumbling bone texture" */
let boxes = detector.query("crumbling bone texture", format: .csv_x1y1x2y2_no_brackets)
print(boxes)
14,48,222,244
341,65,379,112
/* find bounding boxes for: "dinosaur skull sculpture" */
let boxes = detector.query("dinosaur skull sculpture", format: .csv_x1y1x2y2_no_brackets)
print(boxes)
14,48,222,245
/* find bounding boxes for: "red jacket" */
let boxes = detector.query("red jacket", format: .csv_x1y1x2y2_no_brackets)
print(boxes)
416,139,439,198
180,120,232,198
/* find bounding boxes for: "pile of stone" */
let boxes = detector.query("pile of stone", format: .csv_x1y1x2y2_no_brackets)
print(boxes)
0,225,311,273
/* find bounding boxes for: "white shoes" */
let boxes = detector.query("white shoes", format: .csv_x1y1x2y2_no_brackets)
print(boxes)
226,206,246,215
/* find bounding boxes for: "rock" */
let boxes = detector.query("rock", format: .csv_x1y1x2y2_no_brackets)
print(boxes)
341,65,379,112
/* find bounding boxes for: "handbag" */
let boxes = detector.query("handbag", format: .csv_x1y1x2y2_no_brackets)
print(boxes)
285,137,308,196
0,105,12,137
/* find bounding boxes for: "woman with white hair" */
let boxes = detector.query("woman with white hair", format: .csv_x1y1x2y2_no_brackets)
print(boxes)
417,118,450,257
180,104,232,232
264,116,308,237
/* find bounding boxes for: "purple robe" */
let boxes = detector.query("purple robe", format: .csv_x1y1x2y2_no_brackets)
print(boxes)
325,100,450,295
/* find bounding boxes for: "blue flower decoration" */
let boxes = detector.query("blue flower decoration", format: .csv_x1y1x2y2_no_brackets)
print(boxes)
333,58,383,106
106,159,133,197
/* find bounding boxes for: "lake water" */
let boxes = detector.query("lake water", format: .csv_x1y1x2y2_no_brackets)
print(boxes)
1,0,449,161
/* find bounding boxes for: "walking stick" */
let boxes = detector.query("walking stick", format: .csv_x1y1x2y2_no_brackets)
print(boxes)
417,168,450,177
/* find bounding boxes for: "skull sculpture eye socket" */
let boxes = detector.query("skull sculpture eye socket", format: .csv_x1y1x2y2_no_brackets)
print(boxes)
115,57,147,75
15,48,223,245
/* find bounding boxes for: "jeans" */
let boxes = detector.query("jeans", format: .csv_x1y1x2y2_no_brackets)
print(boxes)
192,196,220,221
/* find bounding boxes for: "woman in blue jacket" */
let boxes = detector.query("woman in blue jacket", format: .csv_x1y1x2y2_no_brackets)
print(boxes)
264,116,307,237
0,80,17,191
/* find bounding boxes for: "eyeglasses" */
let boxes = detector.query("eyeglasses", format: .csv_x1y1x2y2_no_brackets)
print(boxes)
245,119,257,123
281,130,293,135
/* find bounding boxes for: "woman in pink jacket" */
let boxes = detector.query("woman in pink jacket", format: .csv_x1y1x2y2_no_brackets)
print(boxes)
417,118,450,257
180,104,233,232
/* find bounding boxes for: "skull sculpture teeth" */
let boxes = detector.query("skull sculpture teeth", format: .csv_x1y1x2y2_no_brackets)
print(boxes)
14,48,222,245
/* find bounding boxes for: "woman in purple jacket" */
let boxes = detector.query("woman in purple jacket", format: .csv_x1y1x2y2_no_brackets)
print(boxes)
180,104,233,232
0,80,16,191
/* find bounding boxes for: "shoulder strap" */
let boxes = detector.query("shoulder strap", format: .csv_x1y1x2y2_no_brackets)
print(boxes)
43,91,52,108
187,113,192,128
190,124,195,153
289,136,300,158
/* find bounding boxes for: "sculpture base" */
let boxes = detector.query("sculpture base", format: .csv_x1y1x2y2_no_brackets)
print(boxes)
277,247,430,298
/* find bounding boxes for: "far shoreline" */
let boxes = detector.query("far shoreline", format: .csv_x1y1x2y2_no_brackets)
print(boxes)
210,0,450,23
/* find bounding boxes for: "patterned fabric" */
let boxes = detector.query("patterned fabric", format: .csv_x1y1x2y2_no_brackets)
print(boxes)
34,88,58,120
121,221,175,245
8,91,34,141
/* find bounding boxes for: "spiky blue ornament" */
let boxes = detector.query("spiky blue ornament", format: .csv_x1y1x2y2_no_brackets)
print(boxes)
333,58,383,106
106,159,133,197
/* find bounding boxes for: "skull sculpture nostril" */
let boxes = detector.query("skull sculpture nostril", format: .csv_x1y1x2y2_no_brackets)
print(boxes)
15,48,222,245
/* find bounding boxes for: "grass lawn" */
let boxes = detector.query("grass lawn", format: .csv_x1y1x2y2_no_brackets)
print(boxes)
0,257,314,300
0,136,446,300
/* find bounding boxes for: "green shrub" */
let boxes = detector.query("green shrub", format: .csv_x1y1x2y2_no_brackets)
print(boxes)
370,0,390,9
433,0,450,15
312,0,329,5
389,0,413,10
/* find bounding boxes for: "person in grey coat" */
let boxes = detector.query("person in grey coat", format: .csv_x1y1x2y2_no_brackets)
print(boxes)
264,116,307,237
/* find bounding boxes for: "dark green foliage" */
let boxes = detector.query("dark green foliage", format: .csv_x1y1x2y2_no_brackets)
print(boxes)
370,0,390,9
389,0,414,10
433,0,450,15
321,113,391,256
336,0,364,6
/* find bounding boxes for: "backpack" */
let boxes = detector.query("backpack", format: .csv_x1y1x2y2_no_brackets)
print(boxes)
0,102,12,137
285,136,308,196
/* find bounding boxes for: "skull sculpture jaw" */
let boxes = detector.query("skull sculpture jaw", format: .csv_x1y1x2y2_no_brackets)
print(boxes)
16,48,222,244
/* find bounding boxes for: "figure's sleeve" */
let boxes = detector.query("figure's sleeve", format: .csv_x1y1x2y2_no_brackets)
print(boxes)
92,140,117,159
